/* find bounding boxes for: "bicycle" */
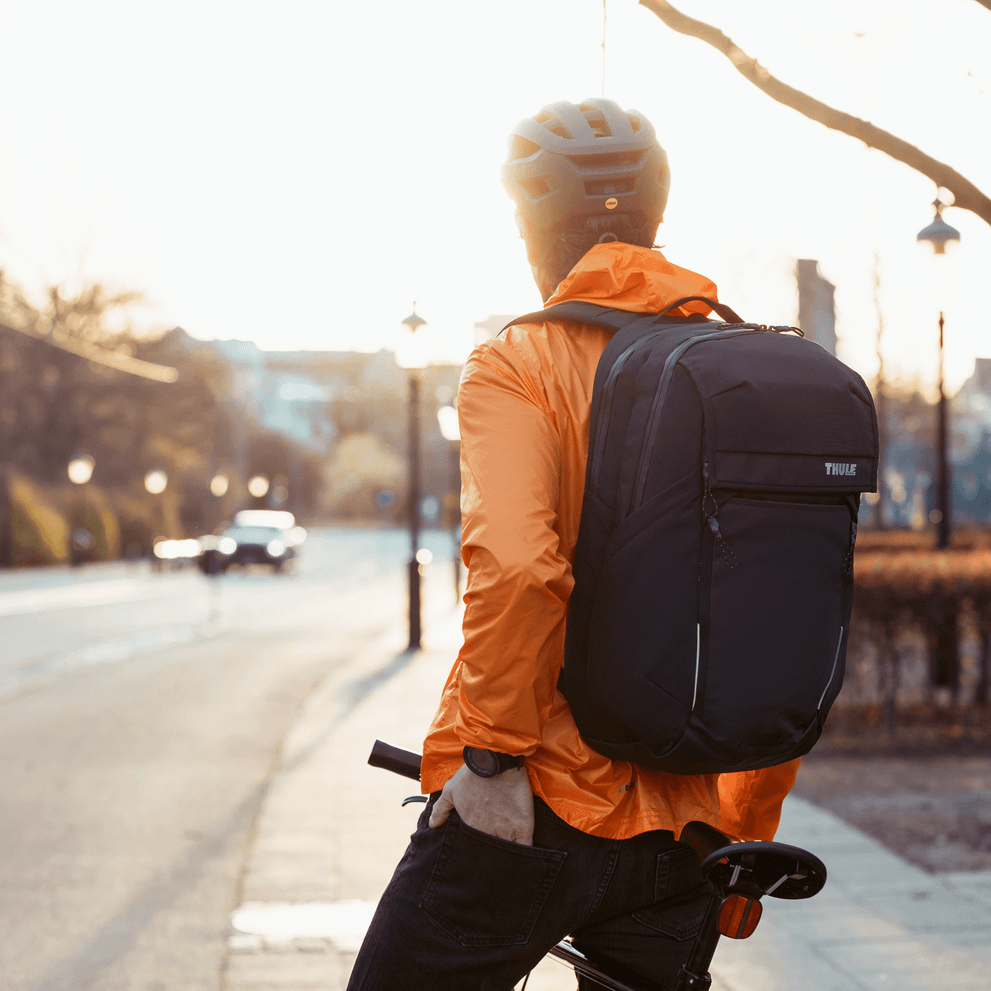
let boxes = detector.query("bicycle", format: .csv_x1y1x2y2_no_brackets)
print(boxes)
368,740,827,991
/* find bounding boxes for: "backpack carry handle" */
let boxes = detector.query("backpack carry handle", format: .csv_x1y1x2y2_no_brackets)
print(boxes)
657,296,744,324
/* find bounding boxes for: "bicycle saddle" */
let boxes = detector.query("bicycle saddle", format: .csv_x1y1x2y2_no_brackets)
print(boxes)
679,820,826,900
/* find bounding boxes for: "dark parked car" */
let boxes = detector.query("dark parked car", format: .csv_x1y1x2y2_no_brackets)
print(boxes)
215,524,294,572
198,511,306,575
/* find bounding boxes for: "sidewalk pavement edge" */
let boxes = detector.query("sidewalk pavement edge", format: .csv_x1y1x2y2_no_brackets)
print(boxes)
222,602,991,991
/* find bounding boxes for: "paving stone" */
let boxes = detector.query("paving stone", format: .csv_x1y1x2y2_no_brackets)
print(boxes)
712,934,864,991
821,936,991,990
224,947,341,989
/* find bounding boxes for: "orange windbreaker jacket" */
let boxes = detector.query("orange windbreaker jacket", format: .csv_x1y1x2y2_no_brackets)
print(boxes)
421,242,799,842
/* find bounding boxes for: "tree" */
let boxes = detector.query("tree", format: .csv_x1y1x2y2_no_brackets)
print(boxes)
0,276,329,558
2,278,177,383
639,0,991,227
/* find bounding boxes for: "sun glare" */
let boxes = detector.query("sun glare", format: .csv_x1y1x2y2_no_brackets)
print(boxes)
0,0,987,389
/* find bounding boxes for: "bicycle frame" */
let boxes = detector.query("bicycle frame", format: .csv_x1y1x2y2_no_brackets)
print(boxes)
368,740,827,991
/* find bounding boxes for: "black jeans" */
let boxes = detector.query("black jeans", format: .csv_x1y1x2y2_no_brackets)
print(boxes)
347,795,710,991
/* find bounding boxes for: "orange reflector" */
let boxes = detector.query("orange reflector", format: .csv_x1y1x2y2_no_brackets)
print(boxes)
717,894,762,939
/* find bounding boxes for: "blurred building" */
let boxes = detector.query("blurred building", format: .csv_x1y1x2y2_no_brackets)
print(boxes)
870,357,991,529
947,358,991,525
952,358,991,451
795,259,837,355
173,330,463,521
184,334,439,454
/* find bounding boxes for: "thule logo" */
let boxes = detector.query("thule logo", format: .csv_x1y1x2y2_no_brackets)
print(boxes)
825,462,858,476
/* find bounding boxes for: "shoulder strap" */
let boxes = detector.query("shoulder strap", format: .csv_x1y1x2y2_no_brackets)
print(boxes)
502,301,650,335
502,296,744,336
502,301,732,441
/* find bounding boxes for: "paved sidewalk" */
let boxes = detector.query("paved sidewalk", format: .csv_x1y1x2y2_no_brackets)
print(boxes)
224,604,991,991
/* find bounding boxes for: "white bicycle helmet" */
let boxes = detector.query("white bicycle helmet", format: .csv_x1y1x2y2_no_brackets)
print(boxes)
501,98,670,231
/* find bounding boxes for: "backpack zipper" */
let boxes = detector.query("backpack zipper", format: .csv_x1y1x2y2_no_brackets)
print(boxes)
629,327,768,513
588,333,665,487
589,315,727,488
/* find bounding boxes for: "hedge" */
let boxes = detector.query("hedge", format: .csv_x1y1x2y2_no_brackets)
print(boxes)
8,475,71,565
849,531,991,730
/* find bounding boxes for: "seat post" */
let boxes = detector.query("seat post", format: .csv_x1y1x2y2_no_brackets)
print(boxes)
676,887,723,990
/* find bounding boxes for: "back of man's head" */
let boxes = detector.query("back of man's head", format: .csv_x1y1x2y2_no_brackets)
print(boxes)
501,99,670,298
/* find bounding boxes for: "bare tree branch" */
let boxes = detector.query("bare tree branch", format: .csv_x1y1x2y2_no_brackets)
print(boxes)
639,0,991,227
0,319,179,382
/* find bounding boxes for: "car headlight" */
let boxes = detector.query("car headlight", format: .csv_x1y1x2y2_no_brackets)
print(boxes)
267,539,286,557
218,537,237,554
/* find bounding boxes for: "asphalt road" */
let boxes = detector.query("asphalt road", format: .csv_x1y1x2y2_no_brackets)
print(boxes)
0,527,457,991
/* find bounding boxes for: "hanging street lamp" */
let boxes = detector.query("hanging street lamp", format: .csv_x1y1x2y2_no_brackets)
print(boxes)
916,199,961,550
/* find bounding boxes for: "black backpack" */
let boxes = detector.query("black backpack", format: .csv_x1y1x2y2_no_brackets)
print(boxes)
510,296,878,774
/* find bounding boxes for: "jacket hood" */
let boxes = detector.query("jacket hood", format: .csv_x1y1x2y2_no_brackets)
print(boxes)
546,242,718,318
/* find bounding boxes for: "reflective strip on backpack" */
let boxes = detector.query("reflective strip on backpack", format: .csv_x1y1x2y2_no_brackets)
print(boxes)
818,627,844,710
692,623,701,711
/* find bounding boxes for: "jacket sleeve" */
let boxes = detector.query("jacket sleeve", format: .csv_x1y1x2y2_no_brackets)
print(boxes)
453,335,573,756
718,758,801,841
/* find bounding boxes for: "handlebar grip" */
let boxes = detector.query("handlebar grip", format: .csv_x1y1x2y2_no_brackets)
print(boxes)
369,739,422,781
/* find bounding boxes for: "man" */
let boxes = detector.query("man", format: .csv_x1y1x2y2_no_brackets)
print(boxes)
348,98,798,991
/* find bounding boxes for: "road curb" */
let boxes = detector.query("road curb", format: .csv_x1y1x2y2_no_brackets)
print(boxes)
223,593,465,990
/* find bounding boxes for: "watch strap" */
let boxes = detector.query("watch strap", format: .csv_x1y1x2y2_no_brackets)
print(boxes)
462,746,524,777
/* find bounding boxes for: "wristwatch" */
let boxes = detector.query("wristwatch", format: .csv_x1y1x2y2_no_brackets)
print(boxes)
462,746,524,778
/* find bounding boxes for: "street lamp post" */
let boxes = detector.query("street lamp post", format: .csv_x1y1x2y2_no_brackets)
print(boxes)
68,455,96,564
400,305,427,650
144,468,168,563
437,404,462,603
209,471,230,538
916,199,961,550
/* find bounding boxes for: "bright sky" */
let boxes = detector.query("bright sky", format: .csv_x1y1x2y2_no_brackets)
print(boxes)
1,0,989,392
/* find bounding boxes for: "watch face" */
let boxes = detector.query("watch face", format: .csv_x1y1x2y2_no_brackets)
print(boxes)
464,747,499,777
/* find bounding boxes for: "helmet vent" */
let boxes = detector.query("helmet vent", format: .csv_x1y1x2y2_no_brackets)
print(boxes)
628,114,643,135
585,179,635,197
511,135,541,160
589,116,611,138
567,150,646,170
522,177,551,199
534,110,573,139
577,103,612,137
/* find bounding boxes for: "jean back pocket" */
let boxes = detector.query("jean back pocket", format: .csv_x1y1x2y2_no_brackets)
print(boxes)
421,816,567,947
632,845,709,940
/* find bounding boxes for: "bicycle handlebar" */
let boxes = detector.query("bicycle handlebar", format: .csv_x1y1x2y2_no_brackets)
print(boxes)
368,739,422,781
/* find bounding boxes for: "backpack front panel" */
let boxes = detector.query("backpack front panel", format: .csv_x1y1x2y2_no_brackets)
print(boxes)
562,309,878,773
582,467,703,756
697,493,852,770
687,333,878,495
